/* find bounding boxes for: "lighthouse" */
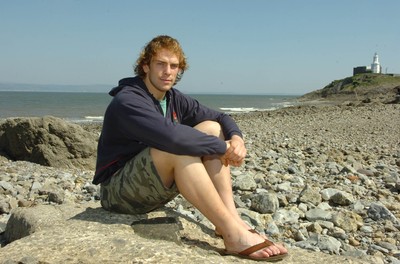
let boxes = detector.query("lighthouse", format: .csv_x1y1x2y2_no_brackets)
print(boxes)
371,52,381,74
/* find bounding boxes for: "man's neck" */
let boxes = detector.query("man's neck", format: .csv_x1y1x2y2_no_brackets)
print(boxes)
143,78,166,101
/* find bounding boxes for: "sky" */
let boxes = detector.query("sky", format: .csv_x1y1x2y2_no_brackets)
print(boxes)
1,0,399,95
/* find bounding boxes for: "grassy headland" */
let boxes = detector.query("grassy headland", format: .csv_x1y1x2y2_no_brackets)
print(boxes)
300,74,400,104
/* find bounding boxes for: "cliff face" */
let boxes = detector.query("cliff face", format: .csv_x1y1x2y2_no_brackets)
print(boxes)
300,74,400,103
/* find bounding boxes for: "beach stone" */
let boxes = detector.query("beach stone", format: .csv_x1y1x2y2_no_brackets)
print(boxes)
305,208,333,222
382,172,399,185
47,190,65,204
367,202,400,225
0,199,10,214
268,163,284,172
370,244,390,254
299,185,322,206
349,237,361,247
388,256,400,264
0,181,14,195
376,241,398,252
340,164,357,174
237,208,265,228
30,181,42,192
0,116,97,170
360,225,374,233
233,194,246,208
331,210,363,232
294,240,320,252
342,249,369,259
290,174,305,187
8,197,18,211
325,162,341,174
320,188,341,201
317,202,332,211
291,206,306,218
250,192,279,214
273,209,300,224
351,201,365,213
294,233,342,254
276,182,291,192
314,234,342,254
395,181,400,192
330,191,355,206
330,226,348,240
357,168,374,176
306,222,323,234
4,204,65,243
316,220,334,230
293,228,308,241
298,203,308,213
266,221,281,236
233,174,257,191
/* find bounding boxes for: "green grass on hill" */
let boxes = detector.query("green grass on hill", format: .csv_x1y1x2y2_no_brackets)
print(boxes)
300,73,400,102
325,74,400,92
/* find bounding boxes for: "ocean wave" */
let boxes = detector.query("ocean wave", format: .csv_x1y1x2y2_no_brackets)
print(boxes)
219,107,276,113
66,116,104,123
276,101,296,107
84,116,104,121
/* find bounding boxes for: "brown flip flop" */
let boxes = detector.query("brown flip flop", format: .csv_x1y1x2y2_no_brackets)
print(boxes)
222,239,288,262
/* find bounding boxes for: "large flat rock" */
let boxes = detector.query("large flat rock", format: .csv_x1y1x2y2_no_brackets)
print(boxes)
0,203,379,263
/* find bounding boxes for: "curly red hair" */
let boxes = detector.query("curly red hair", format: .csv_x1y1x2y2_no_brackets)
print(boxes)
134,35,188,84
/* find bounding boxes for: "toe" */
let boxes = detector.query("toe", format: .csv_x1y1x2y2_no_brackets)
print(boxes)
249,248,270,259
276,243,288,254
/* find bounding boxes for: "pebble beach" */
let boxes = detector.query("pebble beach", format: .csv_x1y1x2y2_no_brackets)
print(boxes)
0,102,399,263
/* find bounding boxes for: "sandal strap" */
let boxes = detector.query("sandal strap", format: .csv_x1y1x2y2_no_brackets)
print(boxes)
239,239,275,256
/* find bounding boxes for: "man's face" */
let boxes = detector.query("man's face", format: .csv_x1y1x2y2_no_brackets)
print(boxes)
143,48,180,100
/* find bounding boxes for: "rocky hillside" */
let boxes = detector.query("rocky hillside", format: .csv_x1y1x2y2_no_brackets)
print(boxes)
300,74,400,103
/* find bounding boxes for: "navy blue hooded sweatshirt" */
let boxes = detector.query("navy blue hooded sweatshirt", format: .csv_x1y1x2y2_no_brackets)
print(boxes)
93,76,243,184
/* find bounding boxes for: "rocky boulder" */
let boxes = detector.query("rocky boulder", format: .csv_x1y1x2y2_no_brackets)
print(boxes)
0,203,379,264
0,116,97,170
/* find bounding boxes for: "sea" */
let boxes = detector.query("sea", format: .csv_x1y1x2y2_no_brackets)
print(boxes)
0,91,299,123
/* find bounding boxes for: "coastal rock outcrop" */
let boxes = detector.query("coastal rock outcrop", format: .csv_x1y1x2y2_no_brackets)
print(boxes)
0,116,97,170
300,74,400,104
0,203,378,264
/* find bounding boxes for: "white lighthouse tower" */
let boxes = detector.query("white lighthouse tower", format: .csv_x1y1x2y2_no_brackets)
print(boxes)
371,52,381,74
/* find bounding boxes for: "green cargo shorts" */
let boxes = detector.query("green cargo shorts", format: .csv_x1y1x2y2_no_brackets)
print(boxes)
100,148,179,214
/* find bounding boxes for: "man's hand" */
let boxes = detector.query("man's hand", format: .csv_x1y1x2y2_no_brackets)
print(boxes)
221,135,247,167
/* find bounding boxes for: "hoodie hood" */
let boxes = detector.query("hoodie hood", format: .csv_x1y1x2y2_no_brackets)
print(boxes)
109,76,146,96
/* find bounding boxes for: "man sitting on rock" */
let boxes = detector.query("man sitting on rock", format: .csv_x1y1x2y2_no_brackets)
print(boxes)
93,35,287,261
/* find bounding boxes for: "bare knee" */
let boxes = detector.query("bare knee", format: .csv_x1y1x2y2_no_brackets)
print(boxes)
194,121,224,139
150,148,202,187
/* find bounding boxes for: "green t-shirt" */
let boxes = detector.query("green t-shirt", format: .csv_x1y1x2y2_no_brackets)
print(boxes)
159,97,167,117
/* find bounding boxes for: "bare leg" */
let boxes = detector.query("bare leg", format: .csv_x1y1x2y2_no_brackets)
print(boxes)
202,157,251,230
150,121,287,257
200,140,287,255
151,148,280,258
193,121,287,255
194,121,256,230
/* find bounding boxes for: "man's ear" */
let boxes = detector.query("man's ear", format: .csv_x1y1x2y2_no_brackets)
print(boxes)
143,64,149,73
